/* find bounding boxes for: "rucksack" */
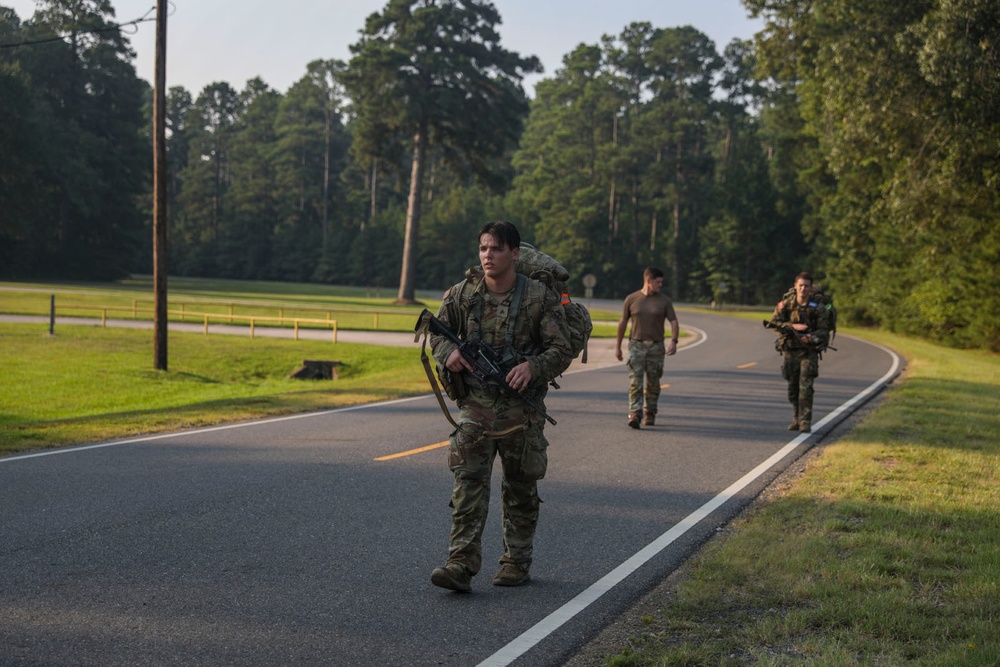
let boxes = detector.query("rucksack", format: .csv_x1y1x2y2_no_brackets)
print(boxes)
780,285,837,352
466,242,593,363
514,243,593,363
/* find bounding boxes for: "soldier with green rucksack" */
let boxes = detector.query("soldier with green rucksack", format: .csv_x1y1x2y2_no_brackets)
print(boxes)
767,272,833,433
418,220,575,593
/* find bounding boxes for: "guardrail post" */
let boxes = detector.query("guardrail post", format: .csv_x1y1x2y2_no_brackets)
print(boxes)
49,294,55,335
229,304,234,323
102,309,107,327
294,321,300,341
332,321,337,344
374,313,379,329
204,315,209,335
250,318,255,339
133,299,138,319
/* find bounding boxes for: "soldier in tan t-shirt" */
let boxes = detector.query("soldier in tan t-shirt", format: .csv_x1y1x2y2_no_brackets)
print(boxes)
615,267,679,428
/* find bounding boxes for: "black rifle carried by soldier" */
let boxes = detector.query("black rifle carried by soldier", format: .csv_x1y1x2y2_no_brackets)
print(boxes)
414,308,557,427
762,319,810,341
762,319,837,351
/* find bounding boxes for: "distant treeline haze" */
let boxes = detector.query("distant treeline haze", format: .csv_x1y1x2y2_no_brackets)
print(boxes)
1,0,996,348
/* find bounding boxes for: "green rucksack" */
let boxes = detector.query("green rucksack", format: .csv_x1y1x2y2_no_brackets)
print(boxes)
810,287,837,351
515,243,593,363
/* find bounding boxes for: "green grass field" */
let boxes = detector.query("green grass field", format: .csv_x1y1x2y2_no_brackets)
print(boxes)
0,277,624,332
0,322,431,453
0,277,620,453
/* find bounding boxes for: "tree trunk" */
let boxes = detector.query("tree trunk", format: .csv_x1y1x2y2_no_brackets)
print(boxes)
322,108,331,245
396,126,427,304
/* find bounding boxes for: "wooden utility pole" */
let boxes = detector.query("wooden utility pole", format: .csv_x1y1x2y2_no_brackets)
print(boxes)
152,0,168,370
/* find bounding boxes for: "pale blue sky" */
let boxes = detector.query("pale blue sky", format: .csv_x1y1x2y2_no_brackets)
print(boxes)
7,0,763,96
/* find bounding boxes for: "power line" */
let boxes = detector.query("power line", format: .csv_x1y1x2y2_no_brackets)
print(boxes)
0,4,165,49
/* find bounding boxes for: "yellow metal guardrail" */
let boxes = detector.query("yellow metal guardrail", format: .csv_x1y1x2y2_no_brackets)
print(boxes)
53,303,341,343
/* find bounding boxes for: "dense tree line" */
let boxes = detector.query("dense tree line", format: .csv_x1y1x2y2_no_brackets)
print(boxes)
747,0,999,348
2,0,996,349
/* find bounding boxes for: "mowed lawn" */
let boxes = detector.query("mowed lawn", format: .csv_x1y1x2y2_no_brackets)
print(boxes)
0,322,430,454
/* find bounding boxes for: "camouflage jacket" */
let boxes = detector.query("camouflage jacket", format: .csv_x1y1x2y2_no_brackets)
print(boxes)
770,292,830,353
431,273,573,394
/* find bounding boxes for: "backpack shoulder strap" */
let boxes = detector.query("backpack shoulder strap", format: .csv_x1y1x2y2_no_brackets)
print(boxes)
505,273,527,349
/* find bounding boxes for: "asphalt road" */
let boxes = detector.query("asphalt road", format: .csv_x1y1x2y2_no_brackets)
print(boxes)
0,309,901,666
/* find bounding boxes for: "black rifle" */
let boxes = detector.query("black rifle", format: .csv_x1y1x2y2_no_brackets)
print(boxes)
762,319,807,338
415,309,557,425
762,320,836,351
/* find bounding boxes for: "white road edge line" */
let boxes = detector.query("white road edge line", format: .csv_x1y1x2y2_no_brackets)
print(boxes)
477,338,901,667
0,395,430,464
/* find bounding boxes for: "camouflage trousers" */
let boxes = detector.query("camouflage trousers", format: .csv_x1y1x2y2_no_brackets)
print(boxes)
782,349,820,425
444,390,549,576
627,340,665,416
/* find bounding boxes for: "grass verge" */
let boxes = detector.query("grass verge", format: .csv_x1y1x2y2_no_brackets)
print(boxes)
0,323,429,454
600,329,1000,666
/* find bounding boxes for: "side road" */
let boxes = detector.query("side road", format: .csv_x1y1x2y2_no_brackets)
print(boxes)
1,309,700,371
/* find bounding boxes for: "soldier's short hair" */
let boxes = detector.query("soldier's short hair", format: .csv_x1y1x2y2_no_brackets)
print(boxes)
643,267,664,281
479,220,520,251
795,272,813,284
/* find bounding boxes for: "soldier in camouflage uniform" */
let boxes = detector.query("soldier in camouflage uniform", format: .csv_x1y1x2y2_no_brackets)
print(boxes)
429,220,573,593
769,272,830,433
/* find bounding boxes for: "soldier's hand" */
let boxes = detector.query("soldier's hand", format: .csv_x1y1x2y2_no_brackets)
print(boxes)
615,347,623,362
446,348,473,373
505,361,533,393
666,340,677,356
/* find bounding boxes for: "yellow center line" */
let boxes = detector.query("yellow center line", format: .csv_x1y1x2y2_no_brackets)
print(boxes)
737,362,758,369
374,441,449,461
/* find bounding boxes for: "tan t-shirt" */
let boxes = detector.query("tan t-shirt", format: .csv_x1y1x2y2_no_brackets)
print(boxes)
622,290,677,342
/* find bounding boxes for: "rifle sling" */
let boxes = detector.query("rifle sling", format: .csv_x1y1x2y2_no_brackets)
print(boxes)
419,332,528,439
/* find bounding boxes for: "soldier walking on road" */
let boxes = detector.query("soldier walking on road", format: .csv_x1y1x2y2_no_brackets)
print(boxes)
615,267,679,429
427,220,574,593
769,272,831,433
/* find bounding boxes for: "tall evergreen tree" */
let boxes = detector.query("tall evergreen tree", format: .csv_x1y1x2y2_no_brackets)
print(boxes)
344,0,540,303
174,81,239,275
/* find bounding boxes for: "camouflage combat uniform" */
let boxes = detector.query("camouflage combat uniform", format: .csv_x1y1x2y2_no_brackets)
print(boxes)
431,273,573,578
770,292,830,429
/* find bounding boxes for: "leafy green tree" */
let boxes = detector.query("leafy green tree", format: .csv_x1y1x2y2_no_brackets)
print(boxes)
165,86,193,214
0,8,46,277
222,78,282,279
696,40,788,305
1,0,148,279
174,81,239,275
508,43,625,294
344,0,540,303
748,0,1000,348
638,26,721,299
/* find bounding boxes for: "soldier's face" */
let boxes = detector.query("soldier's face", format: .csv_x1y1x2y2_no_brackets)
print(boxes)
479,233,518,279
795,278,812,302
